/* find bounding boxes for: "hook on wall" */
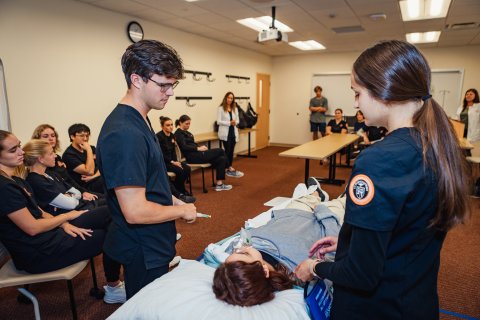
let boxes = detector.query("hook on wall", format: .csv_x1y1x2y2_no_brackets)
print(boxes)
225,74,250,84
176,96,212,108
184,70,213,82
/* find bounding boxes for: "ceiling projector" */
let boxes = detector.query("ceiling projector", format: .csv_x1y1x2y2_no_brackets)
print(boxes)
258,28,288,42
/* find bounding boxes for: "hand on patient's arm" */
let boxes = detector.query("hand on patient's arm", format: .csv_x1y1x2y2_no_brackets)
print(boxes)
309,236,338,259
295,259,318,282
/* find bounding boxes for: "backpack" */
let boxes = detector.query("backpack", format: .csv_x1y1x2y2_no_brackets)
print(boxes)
236,103,248,129
244,102,258,128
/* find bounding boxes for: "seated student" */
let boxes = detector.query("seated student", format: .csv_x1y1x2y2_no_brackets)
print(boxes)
62,123,104,194
353,110,368,136
364,125,388,144
156,116,194,203
174,115,232,192
23,139,107,215
326,108,348,135
0,130,125,304
31,124,100,201
212,178,343,306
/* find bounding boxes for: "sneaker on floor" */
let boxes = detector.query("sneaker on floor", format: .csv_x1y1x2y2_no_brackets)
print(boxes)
179,193,196,203
103,281,126,304
215,183,233,191
169,255,181,268
307,177,329,202
176,233,182,241
226,170,244,178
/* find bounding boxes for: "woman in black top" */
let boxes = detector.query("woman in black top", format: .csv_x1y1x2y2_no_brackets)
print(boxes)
31,124,99,201
326,108,348,135
156,116,191,195
0,130,125,304
295,40,470,319
174,115,232,192
23,139,107,215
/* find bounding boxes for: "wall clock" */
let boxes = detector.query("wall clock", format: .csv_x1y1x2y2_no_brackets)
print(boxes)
127,21,144,43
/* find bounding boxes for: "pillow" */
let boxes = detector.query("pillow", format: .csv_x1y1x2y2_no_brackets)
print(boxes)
108,259,310,320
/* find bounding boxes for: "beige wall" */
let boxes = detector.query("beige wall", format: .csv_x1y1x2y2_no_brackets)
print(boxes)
271,46,480,145
0,0,271,153
1,0,479,149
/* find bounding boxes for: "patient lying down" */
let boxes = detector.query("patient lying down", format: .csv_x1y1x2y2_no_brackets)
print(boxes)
212,178,344,306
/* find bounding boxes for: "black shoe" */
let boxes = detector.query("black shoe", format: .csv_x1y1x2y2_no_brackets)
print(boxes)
179,194,196,203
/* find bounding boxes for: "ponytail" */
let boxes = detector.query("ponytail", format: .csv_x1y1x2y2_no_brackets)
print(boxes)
413,98,470,231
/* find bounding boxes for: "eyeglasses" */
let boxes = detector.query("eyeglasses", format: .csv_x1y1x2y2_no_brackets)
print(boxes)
75,133,90,138
148,78,179,92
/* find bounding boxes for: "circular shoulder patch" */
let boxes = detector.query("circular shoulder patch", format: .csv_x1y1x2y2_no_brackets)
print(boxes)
349,174,375,206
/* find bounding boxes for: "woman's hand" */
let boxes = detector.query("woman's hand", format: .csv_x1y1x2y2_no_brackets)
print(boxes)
65,210,88,221
61,223,93,240
82,192,98,201
309,236,338,260
172,161,182,168
294,259,317,282
230,120,236,126
197,145,208,152
81,171,100,182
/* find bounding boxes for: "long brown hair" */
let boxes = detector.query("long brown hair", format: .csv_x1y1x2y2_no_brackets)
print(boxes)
0,130,25,180
220,92,236,112
353,40,470,231
462,88,479,112
212,261,294,306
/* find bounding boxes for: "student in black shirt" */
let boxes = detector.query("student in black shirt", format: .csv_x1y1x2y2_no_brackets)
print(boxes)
156,116,193,201
174,114,232,191
0,130,125,304
295,40,470,319
62,123,104,194
23,139,107,215
326,108,348,135
31,124,100,201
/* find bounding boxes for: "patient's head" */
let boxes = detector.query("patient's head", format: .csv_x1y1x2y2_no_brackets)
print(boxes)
212,246,294,306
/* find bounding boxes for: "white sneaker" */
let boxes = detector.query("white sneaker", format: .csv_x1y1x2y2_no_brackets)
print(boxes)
103,281,126,304
176,233,182,241
215,183,233,191
169,255,181,268
226,170,244,178
307,177,329,202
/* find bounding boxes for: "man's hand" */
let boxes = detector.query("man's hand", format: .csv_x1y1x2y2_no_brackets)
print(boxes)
181,203,197,223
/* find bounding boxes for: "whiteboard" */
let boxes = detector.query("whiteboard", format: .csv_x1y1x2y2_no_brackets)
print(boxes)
312,69,464,118
0,58,11,131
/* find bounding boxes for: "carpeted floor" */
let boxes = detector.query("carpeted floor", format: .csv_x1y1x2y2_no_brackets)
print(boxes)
0,146,478,319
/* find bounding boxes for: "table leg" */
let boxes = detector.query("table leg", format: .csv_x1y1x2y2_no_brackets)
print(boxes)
304,159,310,185
317,152,345,185
237,131,258,158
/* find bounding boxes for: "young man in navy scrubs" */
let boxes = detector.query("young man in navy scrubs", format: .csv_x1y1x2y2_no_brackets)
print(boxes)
97,40,197,299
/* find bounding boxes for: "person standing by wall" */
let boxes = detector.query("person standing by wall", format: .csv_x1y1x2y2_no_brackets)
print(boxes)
456,88,480,144
295,40,470,319
97,40,197,300
217,92,244,178
309,86,328,140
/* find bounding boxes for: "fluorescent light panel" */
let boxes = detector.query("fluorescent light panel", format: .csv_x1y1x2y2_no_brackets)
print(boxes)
237,16,293,32
289,40,326,51
400,0,451,21
406,31,441,43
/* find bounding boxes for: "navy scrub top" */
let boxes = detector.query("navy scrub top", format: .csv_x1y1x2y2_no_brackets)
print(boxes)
315,128,445,320
97,104,175,269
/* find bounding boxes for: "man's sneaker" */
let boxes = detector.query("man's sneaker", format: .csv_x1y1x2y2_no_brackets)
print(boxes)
176,233,182,241
103,281,126,304
169,255,181,268
307,177,329,202
179,193,196,203
215,183,233,191
226,170,244,178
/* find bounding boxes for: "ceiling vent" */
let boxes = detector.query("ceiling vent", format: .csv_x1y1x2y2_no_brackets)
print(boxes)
445,22,479,30
369,13,387,21
332,25,365,33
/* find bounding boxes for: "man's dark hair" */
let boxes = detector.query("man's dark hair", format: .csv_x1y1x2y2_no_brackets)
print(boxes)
68,123,90,141
121,40,184,88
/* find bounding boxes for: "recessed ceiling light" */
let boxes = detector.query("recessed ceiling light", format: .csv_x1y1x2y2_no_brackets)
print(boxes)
237,16,293,32
400,0,451,21
288,40,326,51
406,31,441,43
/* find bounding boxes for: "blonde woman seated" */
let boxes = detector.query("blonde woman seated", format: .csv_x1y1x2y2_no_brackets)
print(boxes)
212,178,344,306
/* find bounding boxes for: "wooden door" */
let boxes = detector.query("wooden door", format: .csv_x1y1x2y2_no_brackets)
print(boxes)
255,73,270,149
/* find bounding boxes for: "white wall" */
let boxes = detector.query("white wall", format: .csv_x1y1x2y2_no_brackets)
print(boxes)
0,0,271,152
271,46,480,145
